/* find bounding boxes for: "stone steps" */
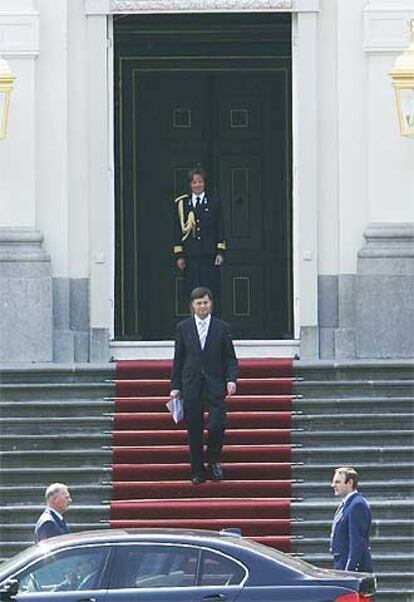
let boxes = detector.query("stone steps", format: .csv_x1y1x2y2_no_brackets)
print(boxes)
292,396,414,412
0,382,112,401
0,504,108,524
0,449,112,468
291,445,414,463
294,412,413,428
0,434,112,451
0,364,115,382
0,400,111,418
292,536,414,554
295,430,414,445
293,361,414,602
291,518,414,538
0,485,111,505
295,361,414,381
0,360,412,602
294,480,414,499
303,552,414,573
0,416,110,434
0,466,111,485
292,499,414,520
292,462,414,481
376,592,414,602
295,380,414,398
0,521,103,553
0,366,112,559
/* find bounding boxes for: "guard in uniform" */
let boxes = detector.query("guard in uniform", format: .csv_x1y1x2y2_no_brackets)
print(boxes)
173,167,226,311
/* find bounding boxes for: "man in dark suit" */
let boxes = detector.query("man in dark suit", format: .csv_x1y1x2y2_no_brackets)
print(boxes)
170,286,238,484
330,467,373,572
34,482,71,542
173,167,226,312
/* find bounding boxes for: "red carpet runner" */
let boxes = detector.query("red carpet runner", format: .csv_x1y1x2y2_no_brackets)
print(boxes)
110,358,293,551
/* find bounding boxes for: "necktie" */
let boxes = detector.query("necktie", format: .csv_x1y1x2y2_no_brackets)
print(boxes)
196,196,201,207
198,319,208,349
330,501,344,543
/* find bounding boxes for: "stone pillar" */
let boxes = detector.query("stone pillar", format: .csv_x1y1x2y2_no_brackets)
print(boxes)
356,223,414,358
0,228,53,362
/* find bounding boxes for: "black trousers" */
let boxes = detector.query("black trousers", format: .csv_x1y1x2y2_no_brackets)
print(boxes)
184,255,221,314
183,379,226,477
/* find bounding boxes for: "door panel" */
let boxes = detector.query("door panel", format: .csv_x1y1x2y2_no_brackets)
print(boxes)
222,264,267,336
221,157,263,251
13,590,108,602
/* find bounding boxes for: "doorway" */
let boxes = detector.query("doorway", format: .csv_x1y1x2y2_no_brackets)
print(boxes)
114,13,292,340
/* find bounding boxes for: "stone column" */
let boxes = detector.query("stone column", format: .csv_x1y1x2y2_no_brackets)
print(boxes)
0,228,53,362
356,222,414,358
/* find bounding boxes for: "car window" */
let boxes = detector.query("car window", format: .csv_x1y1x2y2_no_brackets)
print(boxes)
16,547,110,593
199,550,246,586
115,544,199,589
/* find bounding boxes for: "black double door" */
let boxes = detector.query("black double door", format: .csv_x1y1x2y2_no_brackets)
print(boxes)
115,16,292,341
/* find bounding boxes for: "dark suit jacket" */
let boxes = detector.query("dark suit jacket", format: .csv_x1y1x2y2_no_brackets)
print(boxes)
34,507,69,543
330,491,373,572
171,316,237,400
173,193,226,259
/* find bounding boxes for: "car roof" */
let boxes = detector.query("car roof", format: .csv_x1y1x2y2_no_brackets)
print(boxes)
39,528,247,549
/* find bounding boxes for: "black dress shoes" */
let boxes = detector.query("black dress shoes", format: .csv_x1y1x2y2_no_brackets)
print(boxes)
191,474,206,485
209,463,224,481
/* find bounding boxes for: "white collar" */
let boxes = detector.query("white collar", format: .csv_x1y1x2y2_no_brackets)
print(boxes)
195,314,211,327
49,507,64,521
192,191,205,203
342,490,358,505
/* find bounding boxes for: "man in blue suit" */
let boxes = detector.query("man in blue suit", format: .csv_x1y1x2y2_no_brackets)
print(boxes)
330,467,373,572
170,287,238,484
34,483,71,542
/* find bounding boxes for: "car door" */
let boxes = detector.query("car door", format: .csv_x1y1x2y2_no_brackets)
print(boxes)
6,545,112,602
106,543,245,602
194,548,246,602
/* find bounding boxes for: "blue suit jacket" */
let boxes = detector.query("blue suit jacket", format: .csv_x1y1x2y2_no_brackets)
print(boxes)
330,491,373,572
34,508,69,543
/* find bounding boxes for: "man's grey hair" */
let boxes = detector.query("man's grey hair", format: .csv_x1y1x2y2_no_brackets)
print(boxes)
45,482,68,502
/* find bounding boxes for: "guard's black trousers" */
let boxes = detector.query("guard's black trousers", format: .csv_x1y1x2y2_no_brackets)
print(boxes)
184,255,221,314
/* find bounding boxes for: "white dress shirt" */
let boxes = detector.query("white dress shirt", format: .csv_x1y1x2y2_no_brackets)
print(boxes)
49,508,64,521
195,314,211,349
330,490,359,544
191,191,205,208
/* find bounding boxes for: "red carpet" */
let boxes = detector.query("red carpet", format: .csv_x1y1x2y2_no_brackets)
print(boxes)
111,358,293,552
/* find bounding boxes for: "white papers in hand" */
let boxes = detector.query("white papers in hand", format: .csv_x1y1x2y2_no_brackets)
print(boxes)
165,397,184,424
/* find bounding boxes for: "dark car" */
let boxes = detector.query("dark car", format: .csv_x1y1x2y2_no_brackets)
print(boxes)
0,528,376,602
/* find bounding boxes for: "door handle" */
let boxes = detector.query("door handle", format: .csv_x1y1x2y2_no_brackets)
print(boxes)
202,595,227,601
77,598,96,602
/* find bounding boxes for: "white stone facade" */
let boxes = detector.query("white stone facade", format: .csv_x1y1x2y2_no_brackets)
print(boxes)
0,0,413,361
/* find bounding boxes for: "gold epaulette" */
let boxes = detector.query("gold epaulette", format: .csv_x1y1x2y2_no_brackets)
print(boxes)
174,194,189,204
173,245,183,254
217,242,226,251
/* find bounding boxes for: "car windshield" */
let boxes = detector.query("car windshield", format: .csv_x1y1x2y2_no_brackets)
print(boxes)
0,544,41,582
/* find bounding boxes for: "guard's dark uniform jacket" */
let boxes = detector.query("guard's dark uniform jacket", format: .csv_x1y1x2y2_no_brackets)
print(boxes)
173,193,226,259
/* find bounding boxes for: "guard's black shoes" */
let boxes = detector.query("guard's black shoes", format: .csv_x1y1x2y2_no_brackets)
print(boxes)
191,474,206,485
209,463,224,481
